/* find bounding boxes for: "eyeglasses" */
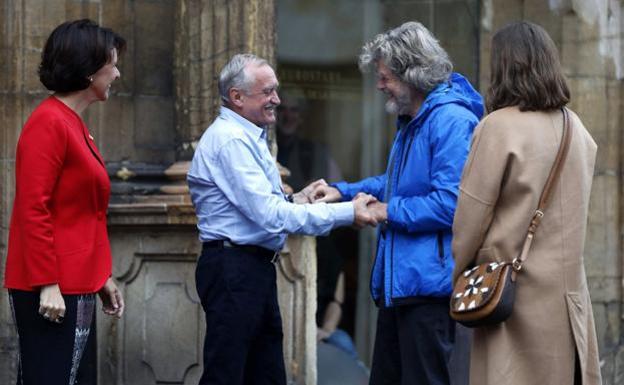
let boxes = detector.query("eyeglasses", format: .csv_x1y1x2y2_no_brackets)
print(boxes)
245,86,280,98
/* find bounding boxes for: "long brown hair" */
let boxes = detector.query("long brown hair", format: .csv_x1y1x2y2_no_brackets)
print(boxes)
486,21,569,112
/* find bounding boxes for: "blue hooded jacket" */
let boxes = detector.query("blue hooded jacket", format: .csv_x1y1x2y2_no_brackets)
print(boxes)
333,73,483,307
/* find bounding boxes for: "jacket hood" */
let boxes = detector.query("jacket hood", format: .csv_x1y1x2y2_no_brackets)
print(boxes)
408,72,484,126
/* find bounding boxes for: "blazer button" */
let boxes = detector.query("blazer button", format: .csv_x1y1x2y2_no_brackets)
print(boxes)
97,212,104,220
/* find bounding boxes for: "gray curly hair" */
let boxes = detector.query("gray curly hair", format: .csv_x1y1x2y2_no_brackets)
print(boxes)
359,22,452,94
218,53,268,104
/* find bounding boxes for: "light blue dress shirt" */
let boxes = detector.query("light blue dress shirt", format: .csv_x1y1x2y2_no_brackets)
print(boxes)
187,107,354,251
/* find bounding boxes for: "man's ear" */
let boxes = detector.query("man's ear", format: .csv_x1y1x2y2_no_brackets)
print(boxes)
229,88,244,108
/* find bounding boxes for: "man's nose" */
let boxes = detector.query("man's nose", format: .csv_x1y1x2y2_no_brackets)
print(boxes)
271,92,280,105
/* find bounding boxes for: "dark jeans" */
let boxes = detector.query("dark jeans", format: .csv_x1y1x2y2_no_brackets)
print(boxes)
195,245,286,385
9,290,97,385
370,301,455,385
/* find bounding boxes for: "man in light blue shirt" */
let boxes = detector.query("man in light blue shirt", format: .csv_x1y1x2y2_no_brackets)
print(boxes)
187,54,376,385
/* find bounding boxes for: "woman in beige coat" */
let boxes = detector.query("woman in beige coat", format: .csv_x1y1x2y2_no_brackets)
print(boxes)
451,22,602,385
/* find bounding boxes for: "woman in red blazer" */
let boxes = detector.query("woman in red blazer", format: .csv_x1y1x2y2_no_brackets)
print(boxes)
4,19,126,384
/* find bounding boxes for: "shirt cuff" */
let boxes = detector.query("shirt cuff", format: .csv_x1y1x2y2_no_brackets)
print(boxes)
330,201,354,227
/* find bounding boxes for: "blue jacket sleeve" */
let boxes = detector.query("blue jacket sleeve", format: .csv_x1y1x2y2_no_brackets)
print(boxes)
332,173,387,201
387,111,476,233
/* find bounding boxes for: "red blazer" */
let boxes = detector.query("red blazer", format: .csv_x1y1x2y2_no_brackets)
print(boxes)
4,97,112,294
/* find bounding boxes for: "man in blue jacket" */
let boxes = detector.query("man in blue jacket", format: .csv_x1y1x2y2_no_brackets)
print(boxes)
311,22,483,385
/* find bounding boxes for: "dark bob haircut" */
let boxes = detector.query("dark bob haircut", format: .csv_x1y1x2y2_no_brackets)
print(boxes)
486,21,569,112
39,19,126,93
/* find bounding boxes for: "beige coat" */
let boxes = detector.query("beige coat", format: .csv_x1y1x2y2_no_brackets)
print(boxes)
452,107,602,385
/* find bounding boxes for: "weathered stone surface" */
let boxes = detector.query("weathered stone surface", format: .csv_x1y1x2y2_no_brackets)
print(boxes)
615,346,624,385
89,95,135,162
134,0,175,96
585,174,619,277
0,160,16,385
587,276,620,303
102,0,135,96
567,77,609,168
562,8,604,42
434,0,480,85
277,236,317,385
382,0,433,31
488,0,523,31
523,0,562,44
134,96,176,151
101,214,202,384
562,39,608,78
603,351,616,385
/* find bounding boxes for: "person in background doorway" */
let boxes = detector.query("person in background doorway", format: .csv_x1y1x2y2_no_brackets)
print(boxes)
275,89,359,359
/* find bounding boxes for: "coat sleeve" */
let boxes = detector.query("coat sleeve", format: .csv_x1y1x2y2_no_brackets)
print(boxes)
16,116,68,287
332,174,387,201
451,115,510,283
386,113,475,232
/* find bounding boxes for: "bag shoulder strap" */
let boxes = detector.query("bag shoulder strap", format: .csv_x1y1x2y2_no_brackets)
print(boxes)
513,107,572,273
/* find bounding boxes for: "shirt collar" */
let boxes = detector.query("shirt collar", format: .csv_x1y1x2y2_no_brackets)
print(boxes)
219,106,267,141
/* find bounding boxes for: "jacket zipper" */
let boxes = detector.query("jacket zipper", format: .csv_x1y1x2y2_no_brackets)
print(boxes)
388,127,413,306
389,230,395,305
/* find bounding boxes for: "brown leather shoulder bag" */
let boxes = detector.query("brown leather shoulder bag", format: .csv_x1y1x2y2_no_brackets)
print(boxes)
450,107,572,328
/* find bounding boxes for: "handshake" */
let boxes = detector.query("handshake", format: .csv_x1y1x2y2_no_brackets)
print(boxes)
293,179,387,229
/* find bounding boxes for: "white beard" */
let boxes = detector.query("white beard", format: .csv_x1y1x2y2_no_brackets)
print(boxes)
385,92,413,115
385,99,399,114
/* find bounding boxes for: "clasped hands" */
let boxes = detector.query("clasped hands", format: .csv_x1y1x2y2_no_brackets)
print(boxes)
294,179,387,229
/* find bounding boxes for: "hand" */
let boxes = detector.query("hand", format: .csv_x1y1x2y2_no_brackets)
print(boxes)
368,201,388,223
98,277,124,318
310,183,342,203
282,182,294,195
296,179,329,204
39,284,66,323
317,327,331,342
353,193,378,228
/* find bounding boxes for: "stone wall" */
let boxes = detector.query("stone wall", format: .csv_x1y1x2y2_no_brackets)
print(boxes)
480,1,624,383
0,1,280,384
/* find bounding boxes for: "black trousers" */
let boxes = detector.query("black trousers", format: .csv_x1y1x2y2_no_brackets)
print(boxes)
370,301,455,385
9,290,97,385
195,245,286,385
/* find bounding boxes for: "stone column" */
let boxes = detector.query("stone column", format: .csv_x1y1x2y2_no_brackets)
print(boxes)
174,0,277,160
0,2,25,382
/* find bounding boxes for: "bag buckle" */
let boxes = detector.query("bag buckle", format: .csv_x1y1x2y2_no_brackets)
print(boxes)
512,258,523,272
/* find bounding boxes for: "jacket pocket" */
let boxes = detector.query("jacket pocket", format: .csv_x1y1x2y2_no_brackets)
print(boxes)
437,232,445,267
